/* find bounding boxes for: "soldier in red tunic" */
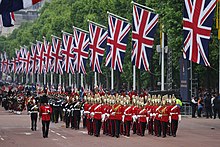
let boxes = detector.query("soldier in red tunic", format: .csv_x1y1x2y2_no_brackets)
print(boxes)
160,100,170,138
170,99,181,137
137,102,147,136
123,99,132,137
39,96,52,138
93,97,103,137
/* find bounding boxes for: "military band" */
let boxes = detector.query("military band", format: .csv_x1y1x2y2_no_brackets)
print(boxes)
0,84,182,139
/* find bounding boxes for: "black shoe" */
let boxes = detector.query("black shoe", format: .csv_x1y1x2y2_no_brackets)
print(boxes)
162,135,166,138
173,134,176,137
116,135,119,138
31,128,34,131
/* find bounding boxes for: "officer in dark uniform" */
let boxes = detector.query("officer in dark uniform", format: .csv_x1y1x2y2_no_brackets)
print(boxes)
53,97,63,123
63,96,71,128
73,96,82,130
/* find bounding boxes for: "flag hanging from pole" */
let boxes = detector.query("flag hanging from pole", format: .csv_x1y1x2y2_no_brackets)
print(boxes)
43,38,53,73
131,4,158,71
62,32,75,74
72,27,89,74
51,36,63,74
89,22,108,73
36,41,45,74
183,0,217,66
21,46,31,74
30,43,38,74
105,13,131,72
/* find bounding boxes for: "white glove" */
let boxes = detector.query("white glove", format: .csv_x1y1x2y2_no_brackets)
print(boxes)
111,112,116,116
63,108,66,112
90,112,94,116
132,115,137,122
122,115,125,122
169,116,171,123
150,113,153,117
158,114,162,117
80,110,84,116
178,115,181,122
101,114,105,122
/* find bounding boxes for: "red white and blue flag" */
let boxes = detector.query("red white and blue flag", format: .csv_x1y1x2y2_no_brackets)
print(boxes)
73,27,89,74
89,23,108,73
36,41,45,74
132,4,158,71
43,38,53,73
62,32,75,74
105,14,131,72
21,46,31,74
30,43,38,74
10,57,17,73
183,0,217,66
51,36,63,74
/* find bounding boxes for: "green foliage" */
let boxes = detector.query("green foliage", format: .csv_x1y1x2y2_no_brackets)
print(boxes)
0,0,219,90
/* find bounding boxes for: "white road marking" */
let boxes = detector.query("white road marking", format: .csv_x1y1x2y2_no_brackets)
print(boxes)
52,138,58,141
79,131,87,134
56,133,61,136
25,132,32,135
1,137,4,141
61,136,67,139
122,136,130,139
51,130,55,133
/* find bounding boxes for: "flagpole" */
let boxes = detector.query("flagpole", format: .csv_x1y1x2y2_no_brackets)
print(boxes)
44,73,46,86
59,74,61,85
133,66,136,91
111,68,114,91
31,73,34,84
107,11,128,22
94,72,97,88
81,73,83,88
161,28,165,91
13,73,16,83
37,73,39,84
51,72,53,86
131,1,155,12
69,73,72,87
26,73,28,84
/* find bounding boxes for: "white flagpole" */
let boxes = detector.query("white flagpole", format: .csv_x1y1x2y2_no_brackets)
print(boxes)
37,73,39,84
133,66,136,90
59,74,61,85
44,73,46,86
161,30,165,91
69,73,72,87
21,74,24,83
31,73,34,84
111,68,114,90
81,73,83,88
26,73,28,84
13,73,16,82
94,72,97,88
51,72,53,86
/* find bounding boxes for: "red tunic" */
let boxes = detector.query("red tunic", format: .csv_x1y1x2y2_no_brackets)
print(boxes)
93,104,102,120
160,106,170,122
114,104,124,120
170,105,180,120
84,103,91,118
155,106,162,121
40,105,52,121
124,106,132,121
138,108,147,123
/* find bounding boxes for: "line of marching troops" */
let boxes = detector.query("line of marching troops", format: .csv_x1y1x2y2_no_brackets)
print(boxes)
62,93,181,138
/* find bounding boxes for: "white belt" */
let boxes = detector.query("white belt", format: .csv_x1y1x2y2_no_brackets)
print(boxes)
42,113,48,115
95,112,102,114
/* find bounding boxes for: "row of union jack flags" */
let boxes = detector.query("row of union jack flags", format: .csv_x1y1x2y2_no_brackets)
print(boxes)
0,0,217,75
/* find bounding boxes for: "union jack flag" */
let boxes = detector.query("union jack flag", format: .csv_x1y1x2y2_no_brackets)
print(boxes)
20,47,31,74
132,5,158,71
89,23,108,73
10,57,17,73
62,32,75,74
36,41,45,74
51,36,63,74
105,14,131,72
183,0,217,66
0,52,10,73
30,44,38,74
73,28,89,74
16,48,25,73
43,38,53,73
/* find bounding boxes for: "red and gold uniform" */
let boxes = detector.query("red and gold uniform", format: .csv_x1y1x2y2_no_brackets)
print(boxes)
39,104,52,138
170,105,180,137
160,105,170,138
137,107,147,136
123,105,132,136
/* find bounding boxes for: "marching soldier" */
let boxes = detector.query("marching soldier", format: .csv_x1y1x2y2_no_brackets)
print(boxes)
160,100,170,138
131,98,138,134
170,99,181,137
123,99,132,137
113,99,124,138
154,98,162,137
73,96,82,130
93,97,103,137
29,98,39,131
39,97,52,138
63,96,71,128
137,102,147,136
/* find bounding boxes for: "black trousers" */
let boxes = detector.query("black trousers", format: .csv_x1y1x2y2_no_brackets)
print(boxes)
213,108,220,119
42,120,50,138
83,115,87,128
148,119,153,135
192,105,197,118
205,107,212,118
94,119,102,136
140,122,146,136
31,113,37,130
171,119,178,136
124,121,131,136
155,119,161,136
73,110,80,129
54,107,59,123
197,108,202,117
111,120,116,136
115,120,121,137
65,112,70,128
161,121,168,137
132,122,137,134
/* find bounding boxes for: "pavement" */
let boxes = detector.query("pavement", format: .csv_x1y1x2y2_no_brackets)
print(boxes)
0,106,220,147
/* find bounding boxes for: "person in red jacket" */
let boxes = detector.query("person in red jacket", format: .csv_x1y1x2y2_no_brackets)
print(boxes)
39,98,52,138
137,102,147,136
93,98,103,137
160,100,170,138
123,99,132,137
170,99,181,137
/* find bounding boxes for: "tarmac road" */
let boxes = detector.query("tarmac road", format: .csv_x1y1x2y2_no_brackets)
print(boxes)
0,107,220,147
